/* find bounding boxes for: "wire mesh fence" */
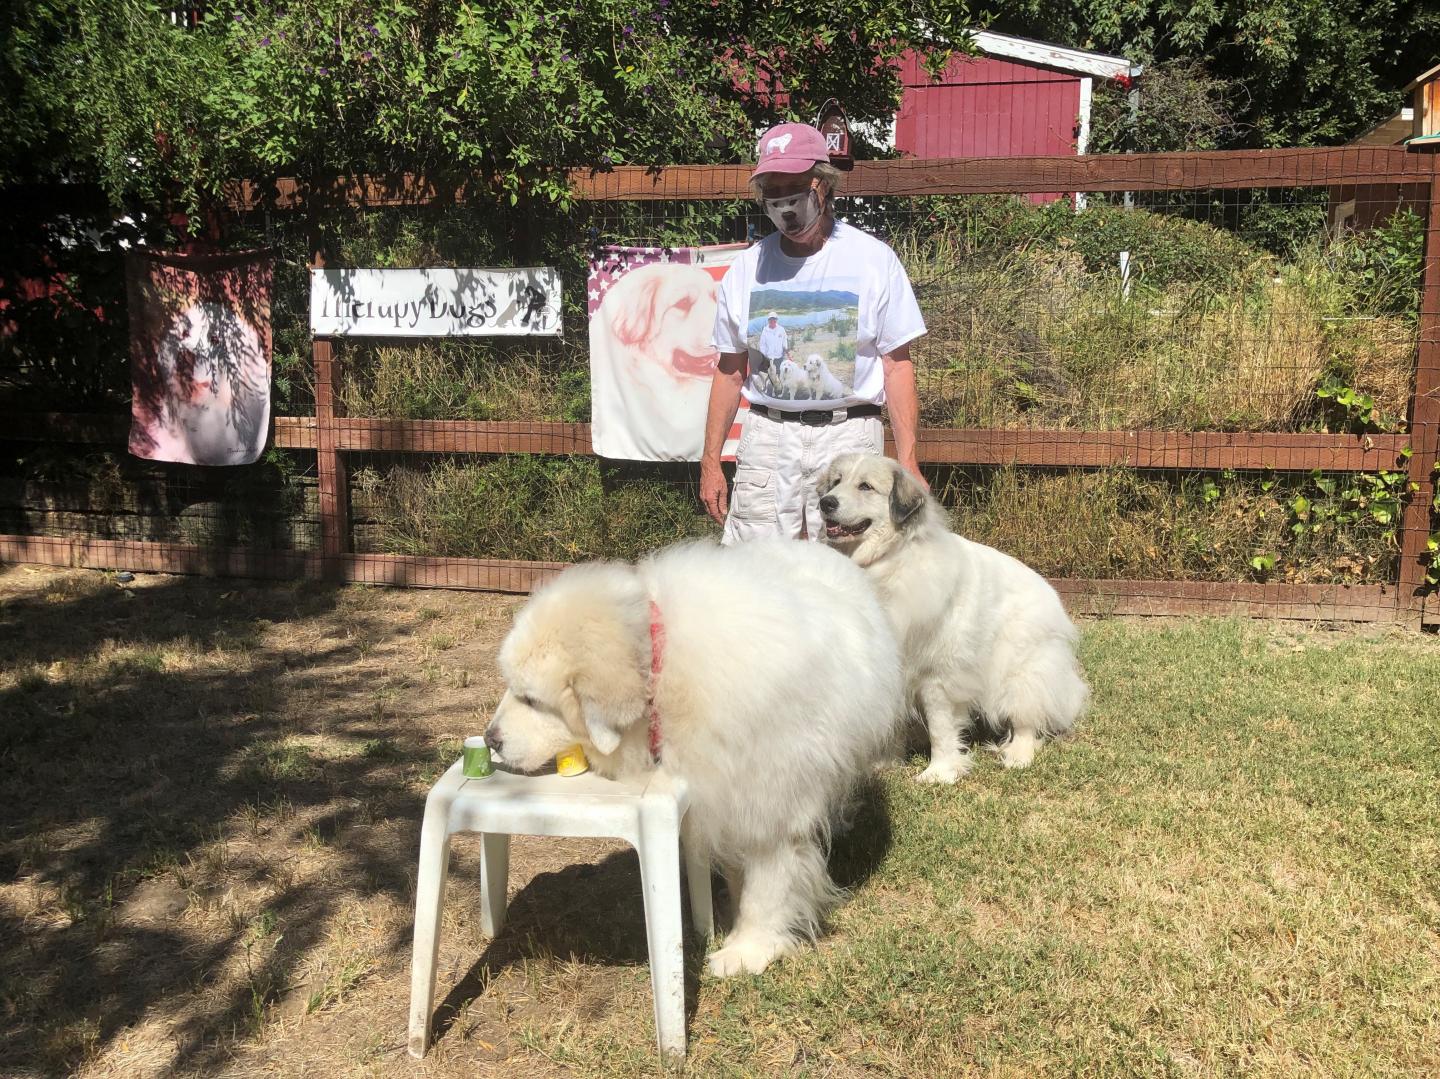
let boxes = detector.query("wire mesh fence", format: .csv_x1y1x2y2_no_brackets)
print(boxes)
2,149,1436,622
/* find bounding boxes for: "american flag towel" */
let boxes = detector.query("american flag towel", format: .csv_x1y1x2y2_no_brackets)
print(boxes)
589,243,748,462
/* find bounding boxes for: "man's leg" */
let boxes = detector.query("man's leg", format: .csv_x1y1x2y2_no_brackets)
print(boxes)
721,411,797,543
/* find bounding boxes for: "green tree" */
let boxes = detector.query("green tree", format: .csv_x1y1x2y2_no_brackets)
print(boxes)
993,0,1440,148
2,0,974,216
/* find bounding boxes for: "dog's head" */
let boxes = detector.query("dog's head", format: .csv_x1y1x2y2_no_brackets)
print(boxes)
804,354,824,377
817,453,933,565
484,563,651,771
606,263,720,380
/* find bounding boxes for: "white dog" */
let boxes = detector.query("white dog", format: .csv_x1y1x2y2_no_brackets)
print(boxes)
818,454,1088,782
482,538,903,975
772,357,809,399
803,353,847,399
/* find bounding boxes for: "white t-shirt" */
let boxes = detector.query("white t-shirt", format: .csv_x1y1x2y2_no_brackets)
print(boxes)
711,221,926,410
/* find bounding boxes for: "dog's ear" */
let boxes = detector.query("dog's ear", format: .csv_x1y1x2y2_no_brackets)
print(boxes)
609,273,662,347
888,465,928,529
567,620,648,756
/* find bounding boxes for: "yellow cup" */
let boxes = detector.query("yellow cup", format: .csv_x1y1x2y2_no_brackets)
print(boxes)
556,744,590,777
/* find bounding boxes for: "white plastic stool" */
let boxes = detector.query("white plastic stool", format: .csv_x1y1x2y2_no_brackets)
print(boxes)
407,759,714,1060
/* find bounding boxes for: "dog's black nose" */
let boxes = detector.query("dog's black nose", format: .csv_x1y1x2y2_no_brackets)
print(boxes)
484,726,503,752
819,495,838,515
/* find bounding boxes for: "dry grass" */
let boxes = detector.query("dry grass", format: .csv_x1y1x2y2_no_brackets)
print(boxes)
903,239,1415,433
335,342,584,422
355,456,715,563
3,564,1439,1077
941,466,1395,585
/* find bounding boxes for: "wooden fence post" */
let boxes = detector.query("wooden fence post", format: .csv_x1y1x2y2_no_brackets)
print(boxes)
310,230,351,580
1397,150,1440,625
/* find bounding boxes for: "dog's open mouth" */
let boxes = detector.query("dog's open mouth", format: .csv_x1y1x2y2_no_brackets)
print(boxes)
824,519,871,540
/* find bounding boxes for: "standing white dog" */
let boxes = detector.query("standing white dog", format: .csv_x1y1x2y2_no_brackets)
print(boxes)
817,454,1088,782
803,353,847,399
482,538,903,975
771,357,809,399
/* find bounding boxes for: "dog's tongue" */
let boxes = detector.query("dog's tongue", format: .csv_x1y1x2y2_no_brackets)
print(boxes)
672,350,717,378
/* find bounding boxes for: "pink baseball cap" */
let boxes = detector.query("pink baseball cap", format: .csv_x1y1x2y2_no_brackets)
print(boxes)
749,122,829,180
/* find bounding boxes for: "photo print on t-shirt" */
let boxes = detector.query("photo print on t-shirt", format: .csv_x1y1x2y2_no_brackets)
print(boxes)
745,283,859,404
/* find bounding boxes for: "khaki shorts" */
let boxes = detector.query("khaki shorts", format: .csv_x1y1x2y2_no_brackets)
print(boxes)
721,408,885,545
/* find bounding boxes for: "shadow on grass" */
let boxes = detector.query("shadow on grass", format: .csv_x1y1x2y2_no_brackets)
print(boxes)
0,569,897,1074
426,775,894,1053
429,847,709,1050
0,571,440,1075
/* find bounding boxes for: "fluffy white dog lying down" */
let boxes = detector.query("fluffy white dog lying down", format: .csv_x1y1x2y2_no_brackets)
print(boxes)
483,538,903,976
817,454,1088,782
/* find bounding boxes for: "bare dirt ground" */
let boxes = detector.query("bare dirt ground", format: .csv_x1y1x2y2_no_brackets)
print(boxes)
0,564,671,1078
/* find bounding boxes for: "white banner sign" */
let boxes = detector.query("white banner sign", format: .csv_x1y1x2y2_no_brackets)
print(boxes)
309,267,562,337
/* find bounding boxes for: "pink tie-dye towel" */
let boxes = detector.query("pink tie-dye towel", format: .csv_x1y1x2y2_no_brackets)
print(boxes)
127,248,273,466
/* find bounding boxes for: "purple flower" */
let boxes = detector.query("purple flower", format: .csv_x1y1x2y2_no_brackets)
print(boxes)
334,36,342,45
531,62,539,75
659,0,669,6
368,25,378,35
318,66,330,75
232,13,242,21
361,50,373,60
259,35,271,46
279,31,286,39
622,24,633,35
560,50,572,61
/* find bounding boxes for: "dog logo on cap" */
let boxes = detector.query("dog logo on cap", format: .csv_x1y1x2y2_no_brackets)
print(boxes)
764,133,793,156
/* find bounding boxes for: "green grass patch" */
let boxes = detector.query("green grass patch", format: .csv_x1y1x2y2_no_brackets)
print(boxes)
647,618,1440,1078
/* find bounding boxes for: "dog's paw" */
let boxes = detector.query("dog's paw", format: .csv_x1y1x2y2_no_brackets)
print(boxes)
706,932,793,977
998,731,1037,769
915,757,972,784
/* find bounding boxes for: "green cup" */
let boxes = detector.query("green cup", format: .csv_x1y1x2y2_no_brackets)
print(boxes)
462,736,494,778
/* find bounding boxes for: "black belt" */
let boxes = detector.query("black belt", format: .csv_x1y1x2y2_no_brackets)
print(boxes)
750,403,882,426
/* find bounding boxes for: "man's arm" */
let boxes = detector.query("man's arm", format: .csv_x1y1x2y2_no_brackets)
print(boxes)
881,343,927,488
700,351,748,524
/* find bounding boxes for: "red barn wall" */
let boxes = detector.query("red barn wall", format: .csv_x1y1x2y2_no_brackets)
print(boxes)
894,50,1082,204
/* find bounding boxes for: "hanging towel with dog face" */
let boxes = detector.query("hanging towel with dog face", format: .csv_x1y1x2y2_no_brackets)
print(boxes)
126,248,273,466
589,243,747,462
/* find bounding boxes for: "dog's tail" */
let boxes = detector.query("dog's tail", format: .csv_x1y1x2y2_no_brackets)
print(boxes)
986,638,1089,739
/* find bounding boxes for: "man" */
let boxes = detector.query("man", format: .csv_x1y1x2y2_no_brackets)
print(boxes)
756,311,790,382
700,121,927,543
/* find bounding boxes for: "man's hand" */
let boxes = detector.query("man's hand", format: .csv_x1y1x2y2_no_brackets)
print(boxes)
700,459,729,524
700,351,747,525
897,453,930,491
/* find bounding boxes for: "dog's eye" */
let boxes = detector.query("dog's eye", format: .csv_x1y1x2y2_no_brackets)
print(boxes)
858,481,873,492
